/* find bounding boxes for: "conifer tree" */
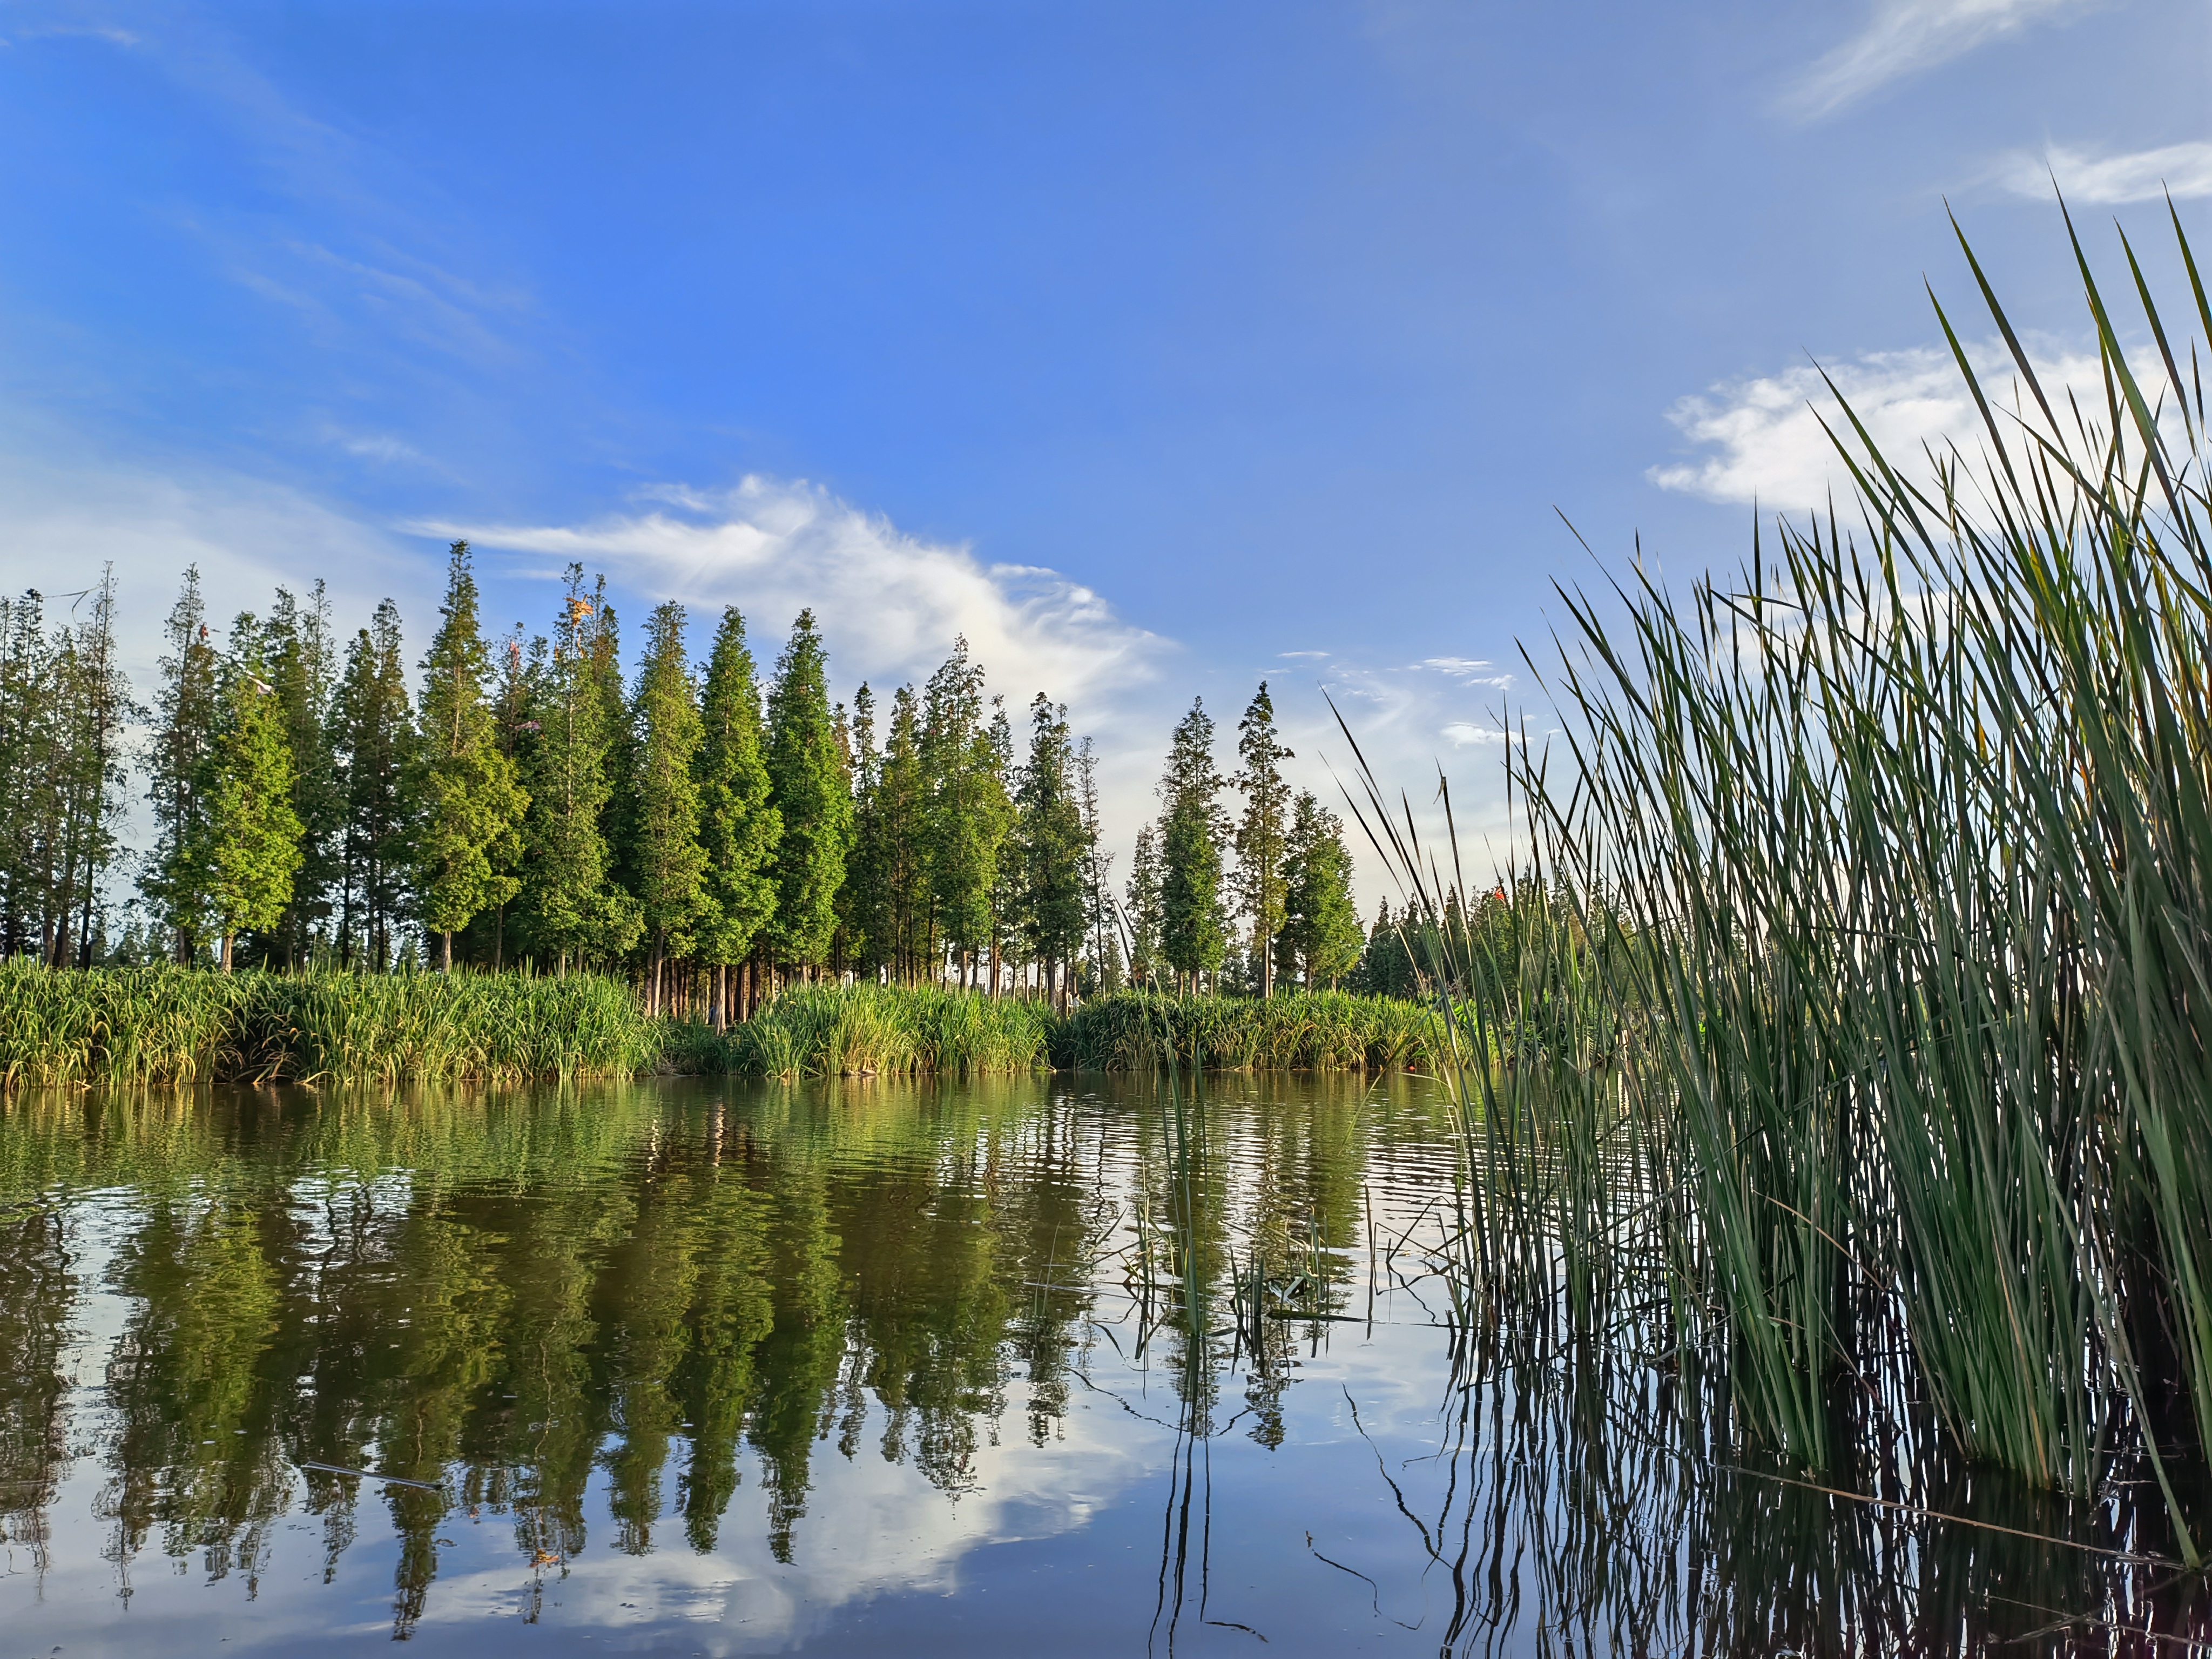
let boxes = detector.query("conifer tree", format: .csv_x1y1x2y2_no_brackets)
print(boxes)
983,698,1021,994
0,569,134,967
696,605,780,1021
143,569,222,963
764,610,852,977
335,600,416,972
1232,682,1294,996
1014,694,1090,1011
631,601,709,1013
841,682,886,976
1124,820,1163,988
1075,737,1116,994
920,639,1010,987
847,683,929,981
589,583,635,903
0,590,57,959
64,570,135,968
1158,698,1227,992
516,569,640,976
253,583,341,967
197,625,304,972
413,541,527,973
1280,790,1363,989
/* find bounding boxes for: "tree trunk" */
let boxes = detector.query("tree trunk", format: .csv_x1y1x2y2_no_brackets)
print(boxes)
713,963,726,1033
440,931,453,974
220,933,234,974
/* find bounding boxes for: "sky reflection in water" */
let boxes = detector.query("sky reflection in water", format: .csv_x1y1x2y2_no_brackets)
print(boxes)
1,1075,2198,1656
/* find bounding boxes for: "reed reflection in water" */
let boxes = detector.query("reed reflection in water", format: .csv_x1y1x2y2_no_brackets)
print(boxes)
0,1075,2201,1654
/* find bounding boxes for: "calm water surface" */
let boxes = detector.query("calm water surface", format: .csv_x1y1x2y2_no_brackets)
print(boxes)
0,1076,2196,1655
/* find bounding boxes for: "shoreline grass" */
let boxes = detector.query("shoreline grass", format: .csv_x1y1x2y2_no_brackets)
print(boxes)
0,963,1442,1086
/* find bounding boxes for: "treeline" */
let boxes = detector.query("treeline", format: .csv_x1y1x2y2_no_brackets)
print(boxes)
1,544,1376,1016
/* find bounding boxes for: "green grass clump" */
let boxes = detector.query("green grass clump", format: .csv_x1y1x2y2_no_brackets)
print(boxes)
270,970,661,1083
1058,989,1445,1071
709,984,1057,1078
0,968,1441,1085
0,964,659,1085
0,961,248,1085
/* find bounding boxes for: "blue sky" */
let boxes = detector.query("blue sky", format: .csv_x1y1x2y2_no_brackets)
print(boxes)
4,0,2208,892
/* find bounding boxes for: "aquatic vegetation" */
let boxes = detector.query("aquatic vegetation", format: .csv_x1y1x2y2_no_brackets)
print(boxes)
1348,206,2212,1559
1057,988,1445,1071
0,964,1438,1083
0,962,658,1084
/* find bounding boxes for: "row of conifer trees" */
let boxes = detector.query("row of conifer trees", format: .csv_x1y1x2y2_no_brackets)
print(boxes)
0,544,1371,1015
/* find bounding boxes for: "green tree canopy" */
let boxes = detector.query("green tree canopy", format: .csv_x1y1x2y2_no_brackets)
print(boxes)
764,610,852,973
143,568,221,963
198,622,304,972
1231,682,1294,996
1282,790,1363,990
1158,698,1227,987
334,598,417,972
1015,693,1090,1010
413,541,527,972
631,601,709,1009
696,605,781,980
516,568,640,973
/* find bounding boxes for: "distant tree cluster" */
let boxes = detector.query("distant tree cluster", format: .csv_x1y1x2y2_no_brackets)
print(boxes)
0,545,1371,1011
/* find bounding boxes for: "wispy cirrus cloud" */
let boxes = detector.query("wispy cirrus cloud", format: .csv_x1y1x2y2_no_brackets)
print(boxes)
1995,140,2212,204
1795,0,2094,118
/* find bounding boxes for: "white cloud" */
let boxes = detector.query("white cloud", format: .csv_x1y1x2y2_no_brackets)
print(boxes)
1998,140,2212,204
1440,721,1513,747
0,454,430,693
1647,339,2120,510
1795,0,2092,118
1417,656,1514,689
427,475,1166,722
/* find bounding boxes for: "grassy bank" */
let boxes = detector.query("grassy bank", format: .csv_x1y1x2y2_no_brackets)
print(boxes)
0,961,662,1085
1056,988,1442,1071
0,965,1441,1085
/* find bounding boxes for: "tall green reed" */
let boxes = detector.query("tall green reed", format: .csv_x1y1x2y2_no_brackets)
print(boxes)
1343,203,2212,1554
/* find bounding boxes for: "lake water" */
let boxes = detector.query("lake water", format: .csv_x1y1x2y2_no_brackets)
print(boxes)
0,1076,2201,1656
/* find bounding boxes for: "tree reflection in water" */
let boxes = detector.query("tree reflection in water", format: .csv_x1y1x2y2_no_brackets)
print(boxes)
0,1075,2203,1653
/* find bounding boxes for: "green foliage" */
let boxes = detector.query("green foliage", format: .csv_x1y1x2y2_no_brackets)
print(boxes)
516,570,640,971
715,984,1057,1078
920,638,1010,975
0,962,657,1084
413,542,528,967
1341,207,2212,1553
1280,791,1362,989
1158,698,1227,984
846,682,930,978
0,568,132,969
333,598,417,972
249,583,342,969
630,601,709,995
196,629,304,970
143,568,222,962
1058,989,1443,1072
695,605,780,970
1123,820,1164,987
1231,682,1293,994
1014,694,1089,1002
764,610,852,969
